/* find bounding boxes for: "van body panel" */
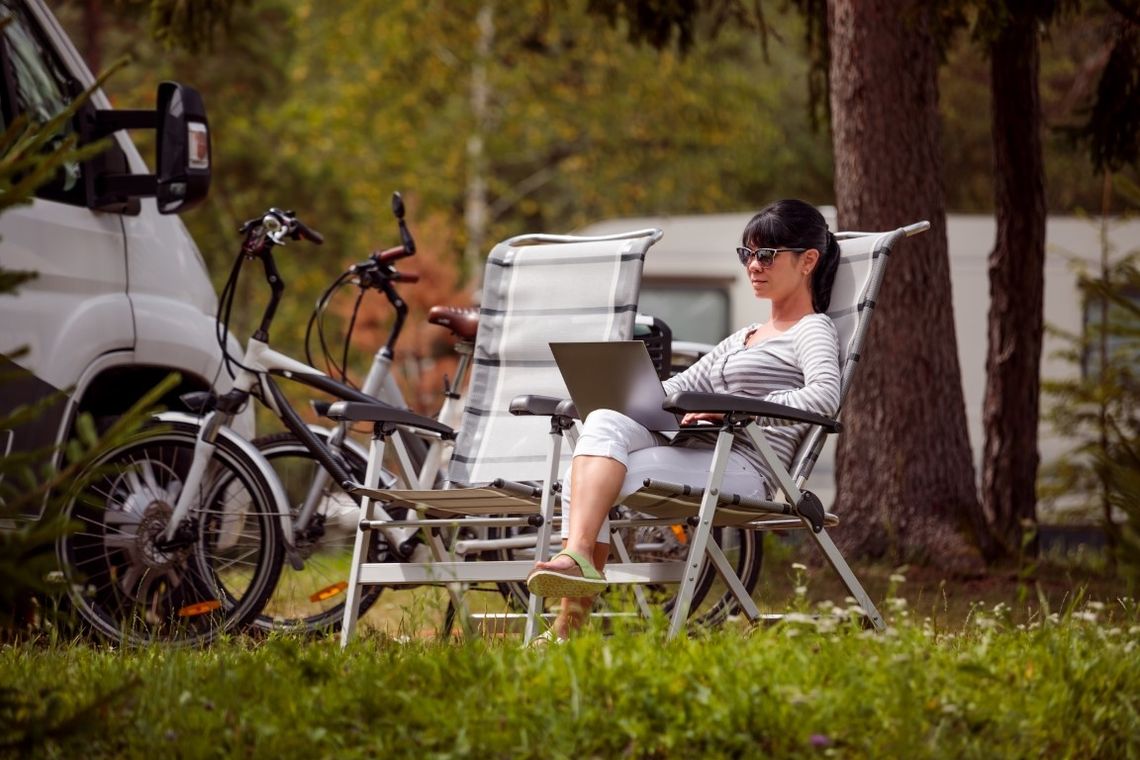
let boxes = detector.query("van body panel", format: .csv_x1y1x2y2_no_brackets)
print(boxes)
0,199,131,388
121,200,217,318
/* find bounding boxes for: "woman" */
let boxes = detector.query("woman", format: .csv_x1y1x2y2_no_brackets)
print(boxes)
526,199,843,638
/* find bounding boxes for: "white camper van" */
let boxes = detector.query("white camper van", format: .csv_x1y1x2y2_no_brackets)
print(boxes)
0,0,233,520
580,211,1140,516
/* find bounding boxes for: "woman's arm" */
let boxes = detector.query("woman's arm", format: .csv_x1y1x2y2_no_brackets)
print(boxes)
760,316,841,425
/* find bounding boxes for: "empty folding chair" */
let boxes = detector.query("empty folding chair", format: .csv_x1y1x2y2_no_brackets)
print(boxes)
333,227,663,645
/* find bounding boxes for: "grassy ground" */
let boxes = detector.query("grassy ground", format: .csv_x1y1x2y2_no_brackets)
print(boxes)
4,542,1135,759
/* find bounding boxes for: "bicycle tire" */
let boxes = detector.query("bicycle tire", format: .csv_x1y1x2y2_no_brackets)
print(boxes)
251,431,398,633
491,521,762,627
57,421,285,645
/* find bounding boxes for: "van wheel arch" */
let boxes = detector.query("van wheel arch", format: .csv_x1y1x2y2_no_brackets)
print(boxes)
75,365,211,433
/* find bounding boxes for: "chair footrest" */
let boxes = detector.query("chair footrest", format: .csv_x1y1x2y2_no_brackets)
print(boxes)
356,560,685,585
353,485,549,515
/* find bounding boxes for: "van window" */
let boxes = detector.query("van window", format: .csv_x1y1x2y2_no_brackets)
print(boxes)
640,284,730,344
0,0,84,204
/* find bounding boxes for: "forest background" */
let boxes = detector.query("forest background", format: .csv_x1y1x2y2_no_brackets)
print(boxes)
43,0,1139,572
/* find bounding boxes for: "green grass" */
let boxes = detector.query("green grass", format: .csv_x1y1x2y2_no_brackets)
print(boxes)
4,593,1138,759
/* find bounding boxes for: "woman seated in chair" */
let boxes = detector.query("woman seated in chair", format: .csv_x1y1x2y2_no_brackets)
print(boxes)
526,198,843,639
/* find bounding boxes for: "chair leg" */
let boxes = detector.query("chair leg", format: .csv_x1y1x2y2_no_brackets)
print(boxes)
668,431,734,639
610,530,653,619
342,432,394,647
704,539,761,621
340,499,372,648
809,527,885,631
523,427,562,644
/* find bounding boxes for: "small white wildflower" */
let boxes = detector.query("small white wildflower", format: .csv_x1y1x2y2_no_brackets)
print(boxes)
847,605,868,618
1125,641,1136,655
1106,627,1122,637
783,612,819,626
795,585,808,597
1048,613,1061,625
889,573,906,584
791,562,807,571
1129,626,1140,636
1074,611,1099,624
887,597,908,611
844,596,857,605
1086,601,1106,612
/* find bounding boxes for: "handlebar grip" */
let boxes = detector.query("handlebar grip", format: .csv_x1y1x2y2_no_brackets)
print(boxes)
292,219,324,244
372,245,412,264
393,272,420,284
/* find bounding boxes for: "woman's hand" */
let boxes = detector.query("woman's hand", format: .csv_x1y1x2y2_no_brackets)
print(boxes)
680,412,724,426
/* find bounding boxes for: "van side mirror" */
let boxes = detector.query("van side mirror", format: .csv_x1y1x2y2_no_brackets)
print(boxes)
154,82,211,213
85,81,212,214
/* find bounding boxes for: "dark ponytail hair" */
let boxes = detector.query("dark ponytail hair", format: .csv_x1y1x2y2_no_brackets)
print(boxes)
741,199,841,313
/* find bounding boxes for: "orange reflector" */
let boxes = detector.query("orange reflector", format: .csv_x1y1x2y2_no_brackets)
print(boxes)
179,600,222,617
670,525,688,544
310,581,348,602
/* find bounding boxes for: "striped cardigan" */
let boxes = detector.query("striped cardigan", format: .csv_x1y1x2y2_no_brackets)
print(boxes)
661,312,841,496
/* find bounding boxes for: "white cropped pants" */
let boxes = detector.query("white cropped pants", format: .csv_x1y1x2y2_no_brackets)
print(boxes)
561,409,769,543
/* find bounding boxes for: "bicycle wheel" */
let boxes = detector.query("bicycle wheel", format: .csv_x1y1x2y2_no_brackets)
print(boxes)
58,421,285,645
492,517,762,627
251,431,399,633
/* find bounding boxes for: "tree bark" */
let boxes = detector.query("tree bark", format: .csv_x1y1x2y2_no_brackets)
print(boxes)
83,0,103,74
828,0,985,573
981,5,1047,559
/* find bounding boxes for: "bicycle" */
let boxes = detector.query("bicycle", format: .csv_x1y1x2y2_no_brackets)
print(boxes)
56,198,446,642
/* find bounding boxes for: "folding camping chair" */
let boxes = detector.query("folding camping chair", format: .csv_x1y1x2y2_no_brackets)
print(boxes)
613,220,932,636
332,226,665,646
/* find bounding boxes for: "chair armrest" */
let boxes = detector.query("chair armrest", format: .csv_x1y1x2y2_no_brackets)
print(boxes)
663,391,842,433
509,394,572,417
555,398,579,419
325,401,456,439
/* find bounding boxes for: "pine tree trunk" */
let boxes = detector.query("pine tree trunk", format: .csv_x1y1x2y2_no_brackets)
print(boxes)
982,7,1047,559
827,0,986,572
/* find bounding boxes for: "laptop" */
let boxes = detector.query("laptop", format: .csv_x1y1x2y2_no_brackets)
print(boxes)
550,341,682,431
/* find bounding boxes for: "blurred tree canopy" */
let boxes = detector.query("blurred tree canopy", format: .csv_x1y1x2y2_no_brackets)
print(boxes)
45,0,1137,416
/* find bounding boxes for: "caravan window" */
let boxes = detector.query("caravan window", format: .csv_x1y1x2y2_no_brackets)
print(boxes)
640,282,730,344
1080,285,1140,380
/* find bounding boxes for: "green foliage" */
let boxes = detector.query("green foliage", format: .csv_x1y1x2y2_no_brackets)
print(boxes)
1040,193,1140,587
0,604,1137,758
0,374,180,631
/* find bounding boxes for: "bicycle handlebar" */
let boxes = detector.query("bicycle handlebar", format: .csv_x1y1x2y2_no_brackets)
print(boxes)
292,217,324,244
372,244,412,264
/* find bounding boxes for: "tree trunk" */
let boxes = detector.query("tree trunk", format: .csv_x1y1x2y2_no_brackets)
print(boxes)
464,2,494,287
83,0,103,74
828,0,985,573
981,6,1047,559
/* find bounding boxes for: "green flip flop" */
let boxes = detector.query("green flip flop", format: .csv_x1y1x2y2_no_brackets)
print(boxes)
525,549,608,598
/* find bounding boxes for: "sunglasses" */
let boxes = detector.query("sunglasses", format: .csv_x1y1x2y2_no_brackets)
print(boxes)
735,246,808,268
